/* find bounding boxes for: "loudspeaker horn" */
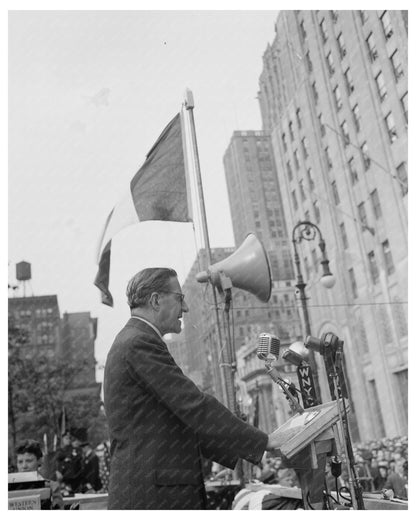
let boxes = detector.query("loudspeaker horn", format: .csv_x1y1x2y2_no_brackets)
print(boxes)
196,233,272,302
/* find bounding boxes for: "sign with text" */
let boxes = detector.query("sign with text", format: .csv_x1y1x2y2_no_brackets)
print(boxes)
8,494,41,510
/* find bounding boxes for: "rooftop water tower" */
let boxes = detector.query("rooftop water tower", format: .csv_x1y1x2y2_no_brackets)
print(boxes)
16,261,32,297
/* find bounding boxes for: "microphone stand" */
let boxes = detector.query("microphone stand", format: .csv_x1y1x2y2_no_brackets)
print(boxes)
264,359,304,415
329,345,365,510
220,279,244,485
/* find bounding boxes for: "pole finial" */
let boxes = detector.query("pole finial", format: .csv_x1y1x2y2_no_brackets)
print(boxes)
184,88,194,109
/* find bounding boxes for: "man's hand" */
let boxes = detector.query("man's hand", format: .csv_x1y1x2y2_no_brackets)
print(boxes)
266,432,281,451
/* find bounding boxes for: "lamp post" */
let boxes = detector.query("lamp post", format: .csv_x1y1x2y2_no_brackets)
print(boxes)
292,221,335,403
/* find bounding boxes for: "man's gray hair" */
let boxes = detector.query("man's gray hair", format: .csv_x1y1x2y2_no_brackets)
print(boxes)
126,267,178,309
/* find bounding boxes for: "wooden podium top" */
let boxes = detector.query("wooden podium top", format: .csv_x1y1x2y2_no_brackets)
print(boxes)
269,400,345,459
63,493,108,510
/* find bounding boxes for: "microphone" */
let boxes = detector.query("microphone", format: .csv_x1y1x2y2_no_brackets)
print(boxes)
256,333,304,414
257,333,280,361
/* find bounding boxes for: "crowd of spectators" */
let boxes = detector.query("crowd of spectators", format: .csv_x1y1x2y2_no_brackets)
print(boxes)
9,430,111,507
351,435,408,499
209,434,408,501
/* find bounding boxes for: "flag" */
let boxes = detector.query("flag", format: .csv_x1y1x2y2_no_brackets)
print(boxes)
94,112,192,306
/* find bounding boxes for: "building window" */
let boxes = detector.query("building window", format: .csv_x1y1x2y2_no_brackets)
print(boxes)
318,113,326,136
325,147,333,170
313,201,320,223
375,71,387,102
341,120,350,146
307,168,315,191
401,92,408,123
311,248,318,272
340,222,348,248
301,137,309,158
348,156,359,184
326,51,335,75
392,297,408,338
300,20,307,40
294,149,300,170
390,50,404,81
344,68,354,95
320,18,329,43
299,179,306,201
359,10,369,25
352,104,361,132
337,32,346,59
289,121,295,141
333,85,342,110
292,190,298,210
366,32,378,62
296,107,302,128
357,314,370,354
360,142,371,170
358,201,368,226
305,51,313,72
287,160,293,181
368,251,379,284
380,10,393,40
384,112,398,143
368,379,386,437
348,267,358,298
382,240,395,275
394,370,408,428
304,256,311,278
370,189,382,219
332,180,340,205
396,162,408,196
312,81,319,103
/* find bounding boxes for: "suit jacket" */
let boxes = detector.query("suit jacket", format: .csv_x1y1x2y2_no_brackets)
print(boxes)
81,451,102,492
103,318,268,510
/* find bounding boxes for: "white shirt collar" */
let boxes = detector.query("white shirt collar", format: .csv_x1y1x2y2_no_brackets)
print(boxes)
130,315,163,339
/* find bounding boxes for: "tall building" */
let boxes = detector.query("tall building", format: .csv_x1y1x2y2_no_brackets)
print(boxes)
222,131,304,429
61,311,100,393
257,10,408,440
182,247,234,403
223,130,294,283
8,294,62,356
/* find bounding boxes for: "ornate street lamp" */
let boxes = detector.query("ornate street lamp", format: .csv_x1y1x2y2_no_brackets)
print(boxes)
292,221,335,402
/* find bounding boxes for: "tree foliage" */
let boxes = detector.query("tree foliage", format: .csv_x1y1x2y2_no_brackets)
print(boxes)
8,316,102,454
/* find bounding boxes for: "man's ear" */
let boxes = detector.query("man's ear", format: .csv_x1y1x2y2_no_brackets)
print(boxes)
149,292,160,310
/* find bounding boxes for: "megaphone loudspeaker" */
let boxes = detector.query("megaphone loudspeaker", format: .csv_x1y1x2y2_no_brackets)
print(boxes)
196,233,272,302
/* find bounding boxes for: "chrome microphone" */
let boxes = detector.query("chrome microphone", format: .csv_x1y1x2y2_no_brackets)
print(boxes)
257,333,304,414
257,332,280,361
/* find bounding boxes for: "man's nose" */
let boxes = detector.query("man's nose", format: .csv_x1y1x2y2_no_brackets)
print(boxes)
182,300,189,313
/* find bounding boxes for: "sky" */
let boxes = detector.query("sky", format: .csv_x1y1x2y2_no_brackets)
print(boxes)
8,8,280,379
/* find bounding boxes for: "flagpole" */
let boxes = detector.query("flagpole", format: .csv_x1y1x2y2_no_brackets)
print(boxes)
183,89,231,409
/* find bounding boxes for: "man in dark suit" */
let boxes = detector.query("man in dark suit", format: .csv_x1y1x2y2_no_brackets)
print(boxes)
79,440,102,493
104,267,279,509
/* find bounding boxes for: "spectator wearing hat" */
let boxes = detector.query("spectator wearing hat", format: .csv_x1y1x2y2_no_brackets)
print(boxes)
373,465,388,491
80,439,102,493
55,429,83,494
384,460,407,499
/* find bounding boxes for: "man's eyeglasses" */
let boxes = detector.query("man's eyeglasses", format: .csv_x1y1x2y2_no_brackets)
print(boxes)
162,291,186,303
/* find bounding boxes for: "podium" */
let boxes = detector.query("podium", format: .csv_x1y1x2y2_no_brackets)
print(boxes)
8,472,52,510
269,400,346,509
